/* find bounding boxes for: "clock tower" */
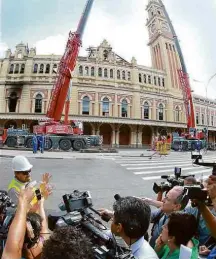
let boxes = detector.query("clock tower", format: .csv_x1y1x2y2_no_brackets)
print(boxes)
146,0,181,90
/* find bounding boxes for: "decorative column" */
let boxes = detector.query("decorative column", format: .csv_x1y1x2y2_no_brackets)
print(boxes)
5,99,8,113
16,100,20,113
113,124,119,147
152,100,156,120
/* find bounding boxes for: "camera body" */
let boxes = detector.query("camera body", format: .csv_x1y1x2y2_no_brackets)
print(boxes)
184,185,208,201
153,167,192,194
59,190,93,213
48,190,134,259
0,191,15,215
0,191,16,256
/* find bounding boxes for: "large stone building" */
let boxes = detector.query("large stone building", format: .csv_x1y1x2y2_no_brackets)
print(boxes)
0,0,216,147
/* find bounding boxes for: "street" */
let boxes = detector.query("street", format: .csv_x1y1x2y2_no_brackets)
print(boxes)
0,150,216,215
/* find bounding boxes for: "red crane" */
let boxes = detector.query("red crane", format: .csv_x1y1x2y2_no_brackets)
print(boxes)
47,0,94,122
31,0,97,151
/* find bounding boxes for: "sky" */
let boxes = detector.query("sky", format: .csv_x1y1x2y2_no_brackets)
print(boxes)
0,0,216,98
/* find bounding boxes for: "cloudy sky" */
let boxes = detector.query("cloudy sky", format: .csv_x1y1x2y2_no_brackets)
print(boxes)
1,0,216,98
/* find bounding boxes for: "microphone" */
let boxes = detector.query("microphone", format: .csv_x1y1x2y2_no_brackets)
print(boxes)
114,194,121,201
161,175,169,179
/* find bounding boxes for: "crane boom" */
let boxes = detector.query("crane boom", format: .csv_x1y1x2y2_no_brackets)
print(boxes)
159,0,195,129
47,0,94,121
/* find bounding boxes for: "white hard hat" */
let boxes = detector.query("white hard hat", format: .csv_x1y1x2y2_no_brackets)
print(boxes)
12,156,33,172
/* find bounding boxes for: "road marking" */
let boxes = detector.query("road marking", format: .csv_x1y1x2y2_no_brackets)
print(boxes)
126,163,199,170
142,169,212,181
134,167,208,175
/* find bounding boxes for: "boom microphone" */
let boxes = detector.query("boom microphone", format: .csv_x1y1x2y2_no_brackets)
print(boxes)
114,194,121,201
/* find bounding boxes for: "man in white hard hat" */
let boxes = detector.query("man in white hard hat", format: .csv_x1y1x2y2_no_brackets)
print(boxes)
8,155,51,206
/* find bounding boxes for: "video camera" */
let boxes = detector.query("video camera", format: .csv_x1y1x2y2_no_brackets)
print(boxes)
48,190,134,259
153,167,195,194
185,152,216,205
0,191,16,256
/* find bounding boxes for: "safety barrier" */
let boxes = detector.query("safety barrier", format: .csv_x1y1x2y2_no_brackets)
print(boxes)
156,142,171,155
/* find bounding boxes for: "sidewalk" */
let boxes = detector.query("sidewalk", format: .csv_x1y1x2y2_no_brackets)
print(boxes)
0,149,156,159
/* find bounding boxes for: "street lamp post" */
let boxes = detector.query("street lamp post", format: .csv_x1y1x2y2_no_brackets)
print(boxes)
193,72,216,146
205,73,216,145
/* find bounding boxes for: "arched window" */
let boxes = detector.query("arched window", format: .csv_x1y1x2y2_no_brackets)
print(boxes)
98,68,102,77
148,75,152,84
85,66,89,76
35,93,43,113
9,92,18,112
20,64,25,74
104,68,108,78
162,78,165,87
39,64,44,73
144,102,149,119
53,64,58,73
196,113,199,125
102,97,109,116
122,71,126,80
139,73,142,83
45,64,50,74
14,64,19,74
144,75,147,84
202,114,204,125
79,66,83,76
9,64,14,74
154,76,157,85
117,70,121,79
33,64,38,73
82,96,90,115
128,72,131,81
158,103,164,121
158,78,161,86
91,67,95,76
121,99,128,117
175,106,180,122
110,69,114,78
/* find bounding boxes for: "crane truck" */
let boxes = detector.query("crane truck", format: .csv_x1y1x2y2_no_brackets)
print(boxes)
1,0,102,151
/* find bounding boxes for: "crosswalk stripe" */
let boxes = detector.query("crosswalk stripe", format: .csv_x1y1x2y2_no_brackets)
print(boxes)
134,167,209,175
142,169,212,181
122,161,194,167
126,163,203,170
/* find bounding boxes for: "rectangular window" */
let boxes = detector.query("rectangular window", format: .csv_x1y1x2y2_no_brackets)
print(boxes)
211,116,214,126
148,75,151,84
196,113,199,125
201,114,204,125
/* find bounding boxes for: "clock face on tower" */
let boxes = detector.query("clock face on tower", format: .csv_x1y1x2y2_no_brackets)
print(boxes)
161,22,170,32
150,23,156,34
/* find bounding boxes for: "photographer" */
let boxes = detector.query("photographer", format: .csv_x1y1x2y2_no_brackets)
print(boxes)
150,186,189,248
41,226,95,259
154,213,199,259
184,185,216,246
100,196,159,258
2,186,35,259
196,181,216,240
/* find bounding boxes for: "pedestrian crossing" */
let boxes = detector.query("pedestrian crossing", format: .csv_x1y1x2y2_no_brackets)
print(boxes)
113,151,216,182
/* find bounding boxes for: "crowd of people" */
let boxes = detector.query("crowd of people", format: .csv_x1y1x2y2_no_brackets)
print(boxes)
1,155,216,258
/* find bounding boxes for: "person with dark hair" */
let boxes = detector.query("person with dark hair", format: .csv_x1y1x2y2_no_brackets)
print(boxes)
154,213,199,259
150,186,189,248
110,196,158,258
41,226,95,259
184,176,197,185
2,188,51,259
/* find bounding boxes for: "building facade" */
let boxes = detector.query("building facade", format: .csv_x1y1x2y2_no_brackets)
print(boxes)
0,0,216,147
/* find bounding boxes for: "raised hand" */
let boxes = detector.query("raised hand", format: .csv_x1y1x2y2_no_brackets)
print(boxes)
42,173,52,184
